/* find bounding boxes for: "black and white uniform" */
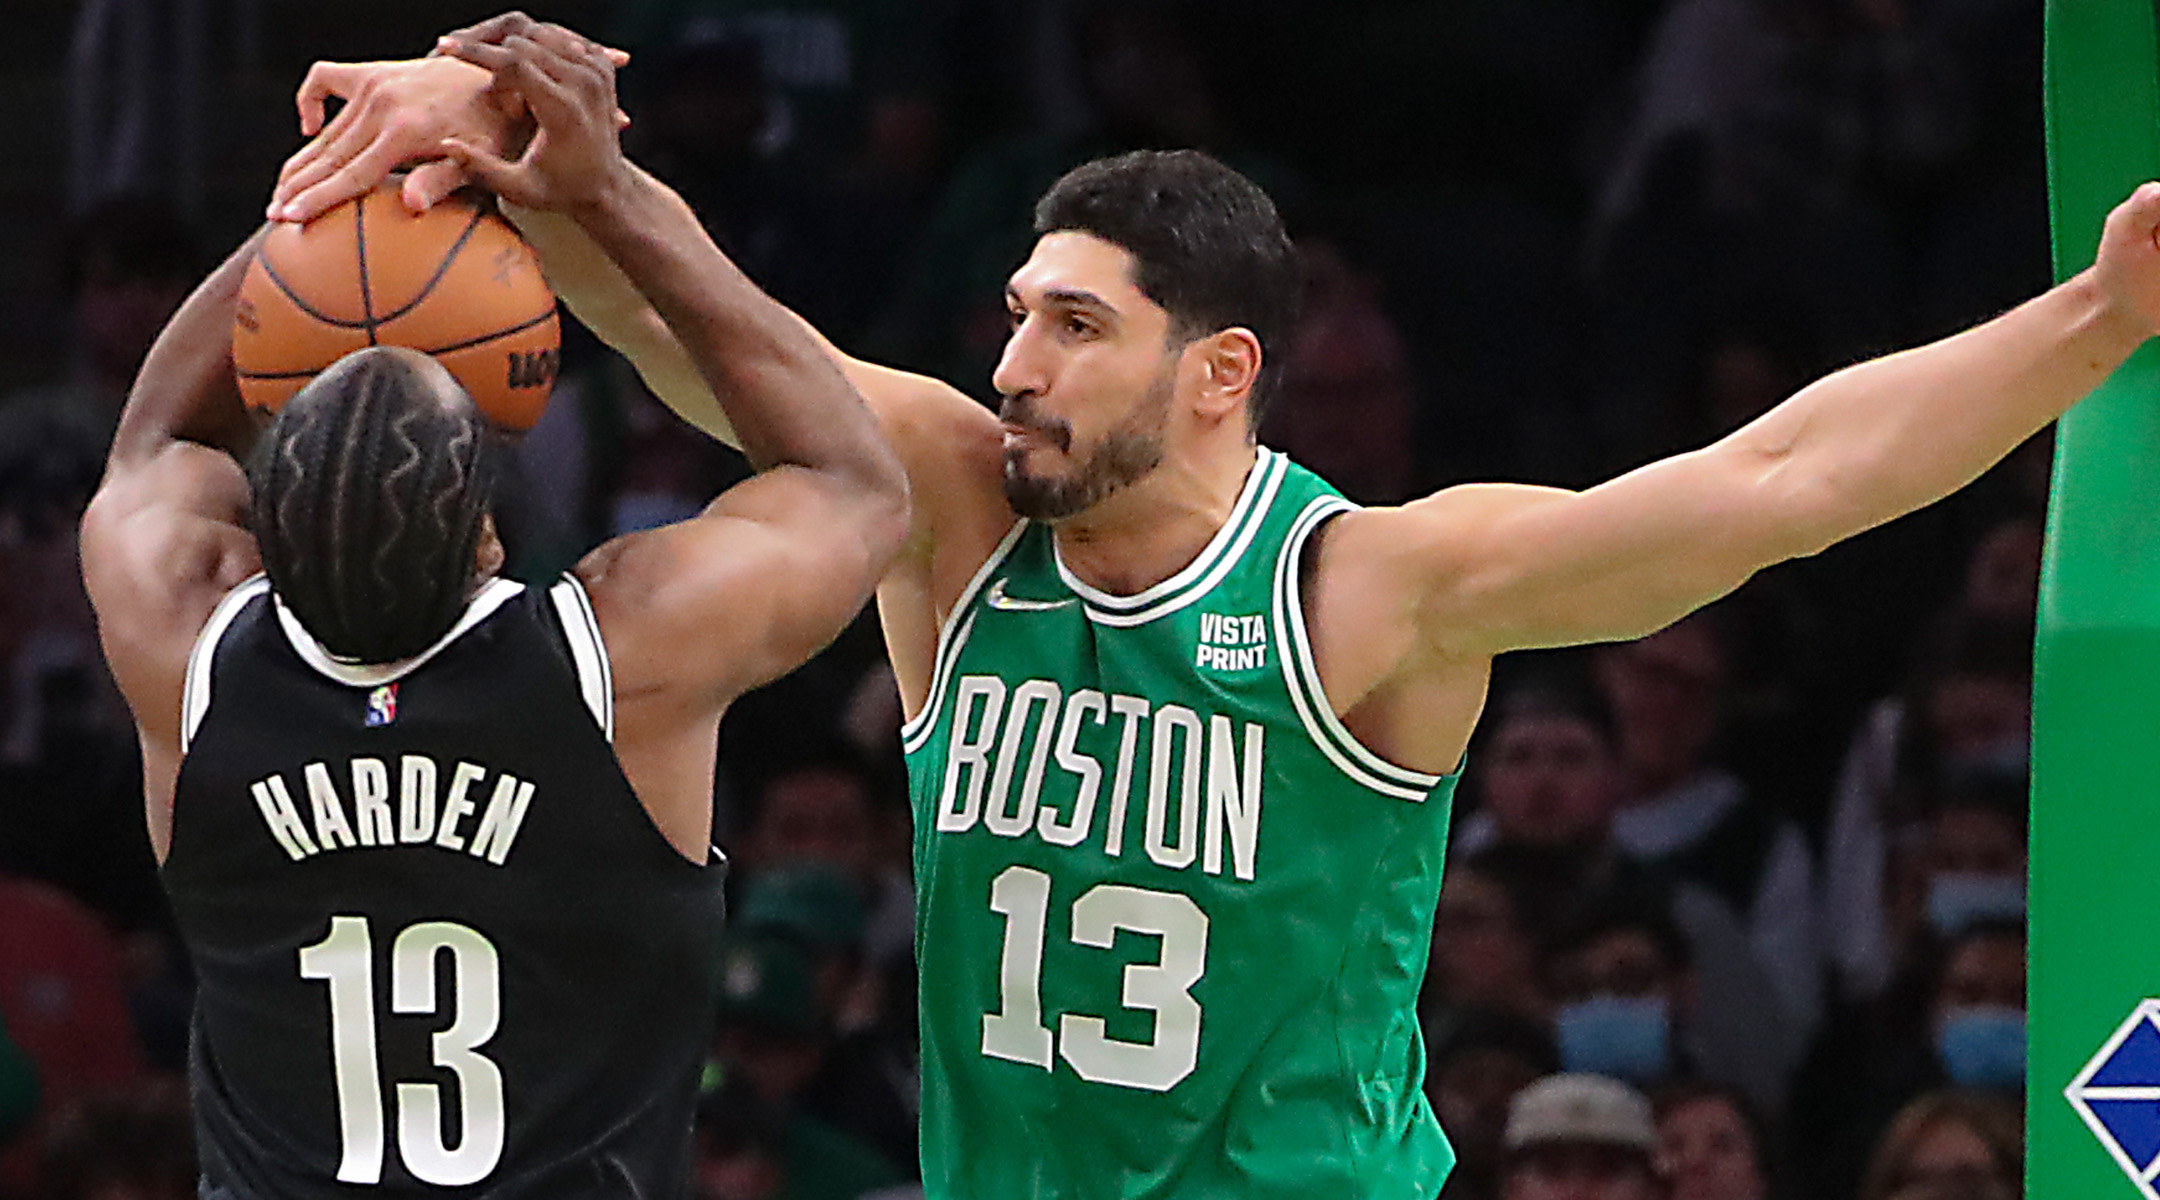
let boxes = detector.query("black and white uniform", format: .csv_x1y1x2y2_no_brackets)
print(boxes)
165,575,725,1198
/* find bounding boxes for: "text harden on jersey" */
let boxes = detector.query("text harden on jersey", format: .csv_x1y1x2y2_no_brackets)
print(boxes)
247,755,537,865
934,676,1264,882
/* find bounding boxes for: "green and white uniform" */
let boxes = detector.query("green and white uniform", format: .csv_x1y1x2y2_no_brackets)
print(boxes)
903,449,1461,1199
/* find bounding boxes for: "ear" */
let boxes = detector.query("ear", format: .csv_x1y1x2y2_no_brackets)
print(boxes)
1187,327,1263,424
475,512,505,581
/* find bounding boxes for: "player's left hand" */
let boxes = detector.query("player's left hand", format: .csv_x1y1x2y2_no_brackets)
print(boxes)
269,12,630,222
435,33,629,215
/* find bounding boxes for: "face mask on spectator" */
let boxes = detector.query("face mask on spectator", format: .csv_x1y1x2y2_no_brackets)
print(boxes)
1936,1005,2025,1090
1555,995,1670,1084
1927,872,2026,935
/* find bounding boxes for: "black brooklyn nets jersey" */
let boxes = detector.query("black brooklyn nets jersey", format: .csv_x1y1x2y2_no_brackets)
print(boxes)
165,575,726,1198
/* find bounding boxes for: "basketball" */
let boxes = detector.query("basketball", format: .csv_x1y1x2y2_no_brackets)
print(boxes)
233,183,560,431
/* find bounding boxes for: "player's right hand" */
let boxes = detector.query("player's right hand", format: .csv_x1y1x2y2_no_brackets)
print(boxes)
270,12,629,223
436,33,630,216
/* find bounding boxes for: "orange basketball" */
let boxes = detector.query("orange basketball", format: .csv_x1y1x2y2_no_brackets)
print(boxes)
233,183,560,431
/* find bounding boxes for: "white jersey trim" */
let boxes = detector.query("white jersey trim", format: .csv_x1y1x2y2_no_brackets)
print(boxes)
900,521,1027,752
180,575,272,753
1272,497,1444,803
273,576,525,689
548,576,614,742
1054,450,1284,625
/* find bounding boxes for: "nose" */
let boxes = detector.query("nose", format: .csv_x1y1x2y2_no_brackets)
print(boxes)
992,315,1048,402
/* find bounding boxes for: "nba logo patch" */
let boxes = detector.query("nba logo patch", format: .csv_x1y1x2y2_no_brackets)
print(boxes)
365,684,398,728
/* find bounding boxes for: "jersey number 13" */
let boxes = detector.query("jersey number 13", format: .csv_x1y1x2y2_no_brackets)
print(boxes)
981,865,1210,1092
298,915,506,1186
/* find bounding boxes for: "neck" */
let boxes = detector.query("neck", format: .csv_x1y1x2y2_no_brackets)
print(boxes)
1052,438,1259,596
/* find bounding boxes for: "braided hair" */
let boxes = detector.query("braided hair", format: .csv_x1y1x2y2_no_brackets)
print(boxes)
249,348,502,664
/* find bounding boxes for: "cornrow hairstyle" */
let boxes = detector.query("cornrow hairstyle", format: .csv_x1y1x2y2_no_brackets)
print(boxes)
248,348,502,664
1034,149,1302,428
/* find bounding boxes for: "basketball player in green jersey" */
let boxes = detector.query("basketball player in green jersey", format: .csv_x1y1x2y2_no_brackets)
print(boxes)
270,20,2160,1199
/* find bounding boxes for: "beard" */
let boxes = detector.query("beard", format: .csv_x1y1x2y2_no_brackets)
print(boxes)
1000,365,1173,522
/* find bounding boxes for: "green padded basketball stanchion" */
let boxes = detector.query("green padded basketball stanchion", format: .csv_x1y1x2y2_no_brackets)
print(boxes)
2036,3,2160,1197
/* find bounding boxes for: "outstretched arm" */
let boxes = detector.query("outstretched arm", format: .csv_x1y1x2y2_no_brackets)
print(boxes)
441,32,909,701
1353,185,2160,665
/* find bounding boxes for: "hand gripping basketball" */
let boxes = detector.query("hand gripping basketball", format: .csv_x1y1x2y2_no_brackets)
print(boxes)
436,32,629,214
233,184,561,430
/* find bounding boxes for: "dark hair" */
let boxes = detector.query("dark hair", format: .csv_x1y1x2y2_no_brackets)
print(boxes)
1490,657,1621,751
1652,1080,1774,1183
1546,884,1693,975
249,349,501,664
1033,149,1301,426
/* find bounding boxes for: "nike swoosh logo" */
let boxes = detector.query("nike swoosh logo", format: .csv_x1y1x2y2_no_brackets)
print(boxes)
984,578,1077,612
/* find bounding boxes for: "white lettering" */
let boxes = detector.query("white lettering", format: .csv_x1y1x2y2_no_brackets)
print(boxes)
251,776,319,860
350,758,393,847
1145,706,1203,870
305,762,359,851
1205,717,1265,881
469,777,536,865
986,681,1060,837
435,762,487,851
399,756,438,844
1040,690,1106,846
939,676,1006,833
1102,695,1151,858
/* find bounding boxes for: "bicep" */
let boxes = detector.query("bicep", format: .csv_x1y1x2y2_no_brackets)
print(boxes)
583,467,904,706
79,446,259,742
1393,443,1834,655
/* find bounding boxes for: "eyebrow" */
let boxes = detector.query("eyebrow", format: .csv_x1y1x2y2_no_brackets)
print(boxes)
1006,283,1119,316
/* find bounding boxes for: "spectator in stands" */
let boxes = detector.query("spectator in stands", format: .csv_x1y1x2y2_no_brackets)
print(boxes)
1263,240,1422,504
1595,611,1820,1036
734,755,913,971
1453,666,1801,1111
1429,1012,1562,1200
1652,1082,1770,1200
1823,609,2032,1003
1427,859,1550,1029
1499,1074,1665,1200
38,1081,194,1200
710,935,905,1199
1544,899,1698,1093
733,866,918,1176
1789,916,2026,1200
1856,1090,2021,1200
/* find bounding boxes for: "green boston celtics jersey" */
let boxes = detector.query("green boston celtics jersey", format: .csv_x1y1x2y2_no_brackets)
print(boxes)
902,450,1461,1200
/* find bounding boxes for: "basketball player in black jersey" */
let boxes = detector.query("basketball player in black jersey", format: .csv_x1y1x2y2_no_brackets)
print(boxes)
76,52,908,1197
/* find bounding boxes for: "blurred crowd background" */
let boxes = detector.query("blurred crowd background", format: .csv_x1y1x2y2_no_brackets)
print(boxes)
0,1,2047,1198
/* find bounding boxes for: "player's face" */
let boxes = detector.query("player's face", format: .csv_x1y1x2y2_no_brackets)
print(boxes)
993,232,1186,521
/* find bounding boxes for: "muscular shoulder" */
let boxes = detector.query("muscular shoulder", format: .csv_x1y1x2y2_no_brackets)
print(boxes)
80,442,259,744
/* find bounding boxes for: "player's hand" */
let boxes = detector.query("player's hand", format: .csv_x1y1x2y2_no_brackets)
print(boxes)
268,13,629,222
437,33,630,215
2093,181,2160,342
271,56,513,221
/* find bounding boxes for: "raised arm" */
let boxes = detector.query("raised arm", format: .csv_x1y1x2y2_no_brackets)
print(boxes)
442,32,909,701
80,234,270,849
1353,185,2160,665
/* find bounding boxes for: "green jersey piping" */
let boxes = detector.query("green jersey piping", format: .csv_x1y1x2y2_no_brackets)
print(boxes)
1274,496,1444,803
900,519,1029,756
1054,450,1288,628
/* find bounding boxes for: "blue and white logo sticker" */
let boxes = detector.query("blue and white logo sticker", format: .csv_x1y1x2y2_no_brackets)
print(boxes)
2068,999,2160,1199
